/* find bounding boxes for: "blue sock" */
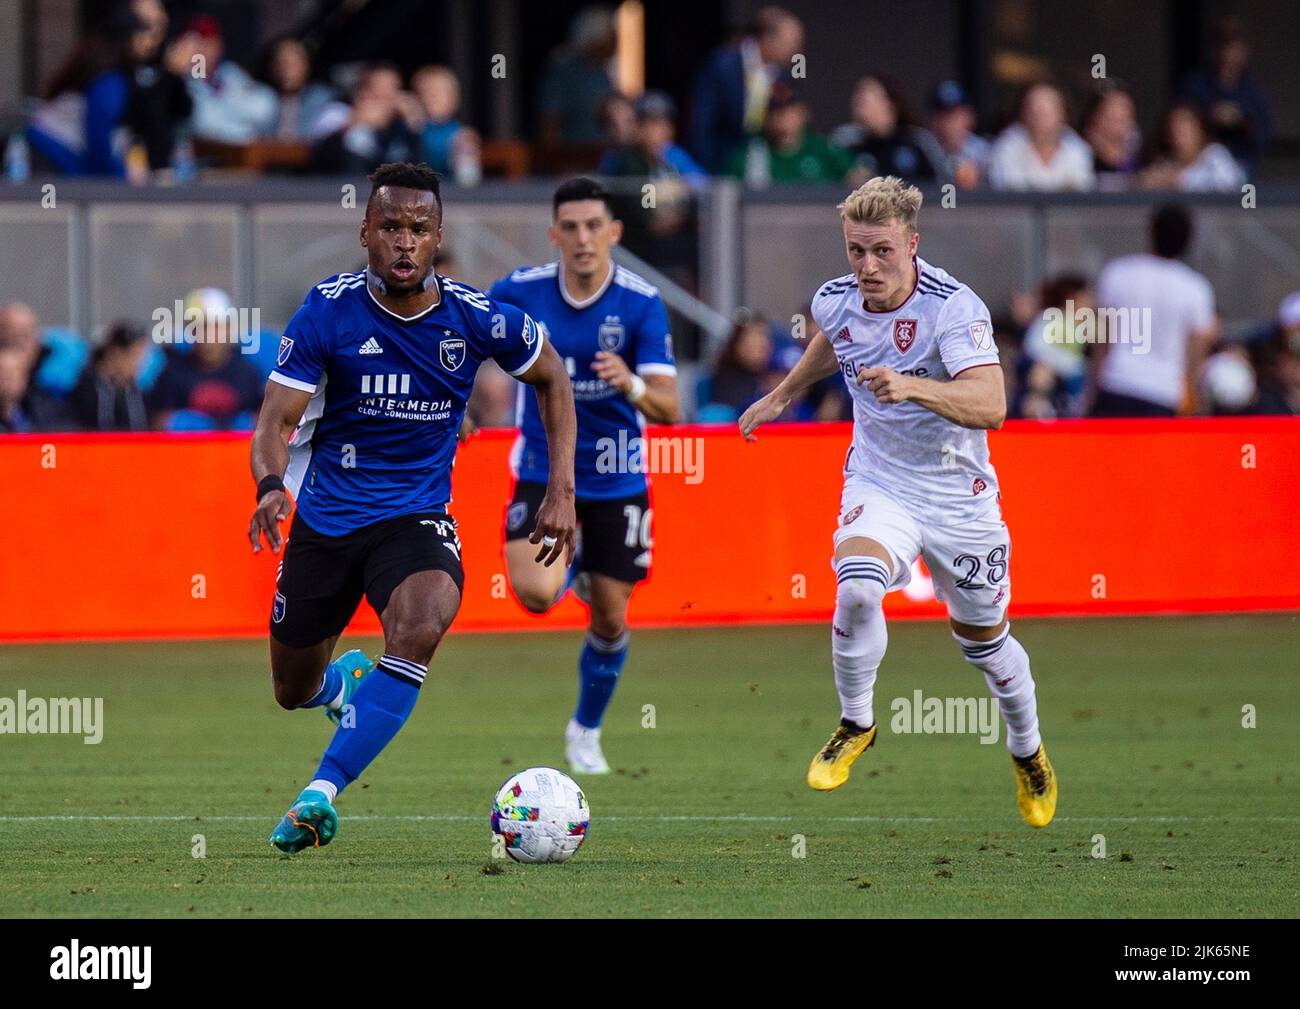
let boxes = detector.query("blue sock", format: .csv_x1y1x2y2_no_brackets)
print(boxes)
299,658,344,709
573,629,629,729
313,654,426,796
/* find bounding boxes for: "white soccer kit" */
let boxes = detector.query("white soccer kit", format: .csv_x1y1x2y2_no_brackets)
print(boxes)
810,257,1010,625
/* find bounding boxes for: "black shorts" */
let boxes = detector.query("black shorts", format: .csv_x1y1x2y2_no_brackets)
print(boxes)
504,480,651,584
270,510,464,648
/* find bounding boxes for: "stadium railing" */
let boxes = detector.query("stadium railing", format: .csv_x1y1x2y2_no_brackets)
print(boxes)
2,179,1298,359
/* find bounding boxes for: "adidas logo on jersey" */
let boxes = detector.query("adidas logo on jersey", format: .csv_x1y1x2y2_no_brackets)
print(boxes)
359,337,383,355
834,326,852,343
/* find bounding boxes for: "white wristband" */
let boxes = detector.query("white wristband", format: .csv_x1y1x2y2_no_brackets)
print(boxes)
627,374,648,404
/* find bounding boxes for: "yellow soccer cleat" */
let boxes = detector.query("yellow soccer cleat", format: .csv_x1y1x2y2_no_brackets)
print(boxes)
807,720,877,791
1011,744,1058,827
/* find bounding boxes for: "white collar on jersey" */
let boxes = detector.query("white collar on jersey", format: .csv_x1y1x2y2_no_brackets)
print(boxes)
558,260,614,310
366,267,443,321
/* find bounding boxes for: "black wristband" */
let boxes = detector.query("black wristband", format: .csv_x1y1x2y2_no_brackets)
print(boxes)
256,475,286,501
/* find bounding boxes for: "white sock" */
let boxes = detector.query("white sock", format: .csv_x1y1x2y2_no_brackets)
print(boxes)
954,625,1041,758
306,779,338,803
831,556,890,728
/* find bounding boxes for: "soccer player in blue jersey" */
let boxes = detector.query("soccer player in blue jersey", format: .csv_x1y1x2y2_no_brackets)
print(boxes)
247,162,577,853
489,178,680,774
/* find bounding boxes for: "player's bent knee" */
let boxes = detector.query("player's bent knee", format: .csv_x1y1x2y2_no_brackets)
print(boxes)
836,573,887,616
384,617,448,665
589,614,626,641
514,584,558,614
271,672,316,710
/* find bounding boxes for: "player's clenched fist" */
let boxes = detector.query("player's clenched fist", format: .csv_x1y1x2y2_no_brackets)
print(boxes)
591,350,633,393
530,491,577,567
857,365,913,404
738,392,789,441
249,490,293,554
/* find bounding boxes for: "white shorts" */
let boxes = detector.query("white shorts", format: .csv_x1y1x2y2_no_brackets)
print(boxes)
833,478,1011,626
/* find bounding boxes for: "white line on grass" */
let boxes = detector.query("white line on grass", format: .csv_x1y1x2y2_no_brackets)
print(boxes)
2,814,1298,824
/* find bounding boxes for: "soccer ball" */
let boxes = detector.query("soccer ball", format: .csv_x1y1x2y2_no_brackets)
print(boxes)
491,766,590,864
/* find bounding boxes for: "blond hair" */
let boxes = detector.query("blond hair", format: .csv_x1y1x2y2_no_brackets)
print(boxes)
838,176,923,232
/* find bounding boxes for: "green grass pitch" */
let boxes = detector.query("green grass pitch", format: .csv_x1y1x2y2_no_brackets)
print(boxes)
0,614,1296,918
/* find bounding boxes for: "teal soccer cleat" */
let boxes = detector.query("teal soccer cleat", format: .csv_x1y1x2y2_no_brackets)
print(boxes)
326,649,375,725
270,789,338,853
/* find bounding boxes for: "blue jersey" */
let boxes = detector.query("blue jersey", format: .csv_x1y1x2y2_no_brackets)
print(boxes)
489,262,676,499
272,271,543,536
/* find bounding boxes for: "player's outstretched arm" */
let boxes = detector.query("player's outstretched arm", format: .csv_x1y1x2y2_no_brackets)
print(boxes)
516,341,578,567
858,362,1006,429
739,327,838,440
248,380,311,554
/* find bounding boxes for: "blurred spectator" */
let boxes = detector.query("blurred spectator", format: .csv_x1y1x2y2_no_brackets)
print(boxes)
1017,274,1092,419
1090,205,1217,417
726,80,852,186
69,320,151,431
1180,16,1271,173
988,83,1094,191
598,92,637,154
465,360,517,429
312,63,420,174
123,0,192,172
923,80,989,189
831,73,939,184
0,348,66,433
1254,293,1300,414
173,14,276,144
1083,84,1141,191
26,0,184,177
601,90,707,182
0,302,44,374
260,36,337,141
690,6,805,173
148,289,262,430
538,6,618,145
411,65,481,180
433,247,462,281
706,314,783,415
1197,346,1258,415
1140,103,1244,193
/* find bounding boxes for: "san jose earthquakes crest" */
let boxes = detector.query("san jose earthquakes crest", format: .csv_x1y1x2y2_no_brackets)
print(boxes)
598,316,625,352
439,337,467,371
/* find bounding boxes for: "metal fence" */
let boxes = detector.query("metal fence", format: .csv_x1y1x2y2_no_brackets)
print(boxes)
2,179,1298,354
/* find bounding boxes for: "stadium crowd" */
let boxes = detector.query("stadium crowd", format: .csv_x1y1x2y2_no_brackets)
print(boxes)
1,3,1295,433
7,3,1272,191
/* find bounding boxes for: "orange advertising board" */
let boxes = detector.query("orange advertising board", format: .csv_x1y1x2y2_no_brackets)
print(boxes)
2,418,1297,642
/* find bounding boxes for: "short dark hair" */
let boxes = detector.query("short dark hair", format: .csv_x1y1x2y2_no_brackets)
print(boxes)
368,162,442,215
1151,203,1192,259
552,177,614,218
